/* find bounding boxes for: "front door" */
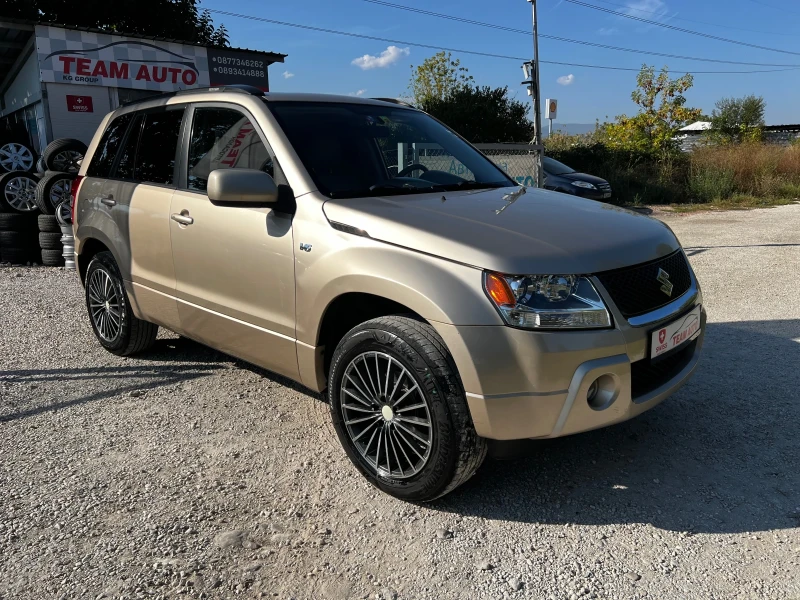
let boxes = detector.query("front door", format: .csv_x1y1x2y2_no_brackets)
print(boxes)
169,105,298,379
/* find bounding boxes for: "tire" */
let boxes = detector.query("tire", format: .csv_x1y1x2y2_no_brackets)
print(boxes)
37,214,60,233
85,251,158,356
43,139,87,173
39,231,62,250
0,247,38,265
327,316,487,502
0,212,38,232
41,248,64,266
0,171,39,213
36,156,46,176
0,141,35,173
0,230,37,248
34,172,73,214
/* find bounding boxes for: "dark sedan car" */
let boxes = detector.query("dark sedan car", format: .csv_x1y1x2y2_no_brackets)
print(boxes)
542,156,612,201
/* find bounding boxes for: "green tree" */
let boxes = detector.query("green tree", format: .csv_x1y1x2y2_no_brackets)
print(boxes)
419,85,533,143
3,0,229,46
408,51,473,104
710,95,766,144
605,65,702,153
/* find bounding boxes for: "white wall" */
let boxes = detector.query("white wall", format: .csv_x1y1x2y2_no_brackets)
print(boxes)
45,82,112,145
1,50,41,117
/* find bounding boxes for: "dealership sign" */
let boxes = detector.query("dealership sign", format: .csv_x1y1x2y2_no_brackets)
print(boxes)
35,25,274,92
66,95,93,112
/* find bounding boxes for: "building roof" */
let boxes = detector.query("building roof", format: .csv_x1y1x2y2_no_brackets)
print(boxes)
0,17,285,97
679,121,712,132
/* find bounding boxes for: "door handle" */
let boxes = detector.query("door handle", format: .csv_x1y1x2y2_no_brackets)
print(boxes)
171,212,194,226
100,196,116,207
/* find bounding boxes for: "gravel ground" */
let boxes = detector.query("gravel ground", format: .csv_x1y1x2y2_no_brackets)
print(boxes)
1,204,799,600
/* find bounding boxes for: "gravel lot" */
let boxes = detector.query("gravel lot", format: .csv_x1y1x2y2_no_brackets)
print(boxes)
1,204,799,600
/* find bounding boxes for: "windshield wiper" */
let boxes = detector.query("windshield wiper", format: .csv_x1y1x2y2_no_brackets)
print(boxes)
329,183,445,199
436,181,511,192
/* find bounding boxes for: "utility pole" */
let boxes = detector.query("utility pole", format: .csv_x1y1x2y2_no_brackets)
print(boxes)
524,0,544,188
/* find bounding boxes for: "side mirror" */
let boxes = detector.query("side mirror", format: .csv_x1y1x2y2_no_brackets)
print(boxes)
207,169,278,204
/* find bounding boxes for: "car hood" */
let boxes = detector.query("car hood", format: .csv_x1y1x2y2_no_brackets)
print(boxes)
561,172,609,185
322,186,680,274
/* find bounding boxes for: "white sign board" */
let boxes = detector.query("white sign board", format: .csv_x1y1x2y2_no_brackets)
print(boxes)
35,25,210,92
545,98,558,120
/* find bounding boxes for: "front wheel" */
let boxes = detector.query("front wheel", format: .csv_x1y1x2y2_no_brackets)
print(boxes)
85,251,158,356
328,316,486,501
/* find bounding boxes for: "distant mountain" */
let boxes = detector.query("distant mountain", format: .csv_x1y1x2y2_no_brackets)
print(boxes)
543,123,598,138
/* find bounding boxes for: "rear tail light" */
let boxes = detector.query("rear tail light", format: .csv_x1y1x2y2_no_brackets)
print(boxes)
70,175,84,224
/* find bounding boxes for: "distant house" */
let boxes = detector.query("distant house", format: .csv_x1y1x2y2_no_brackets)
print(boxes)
675,121,800,151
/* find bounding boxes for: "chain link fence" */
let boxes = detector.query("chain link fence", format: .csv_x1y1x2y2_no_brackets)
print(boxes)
389,142,541,187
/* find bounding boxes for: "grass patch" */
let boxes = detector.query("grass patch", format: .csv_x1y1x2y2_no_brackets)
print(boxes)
667,196,798,213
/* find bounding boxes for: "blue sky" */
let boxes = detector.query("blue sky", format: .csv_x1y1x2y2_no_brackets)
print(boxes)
202,0,800,124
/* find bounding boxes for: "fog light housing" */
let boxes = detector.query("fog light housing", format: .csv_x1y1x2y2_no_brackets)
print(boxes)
587,378,599,403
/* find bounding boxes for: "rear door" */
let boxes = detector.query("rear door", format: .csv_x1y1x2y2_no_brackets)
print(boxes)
169,103,298,379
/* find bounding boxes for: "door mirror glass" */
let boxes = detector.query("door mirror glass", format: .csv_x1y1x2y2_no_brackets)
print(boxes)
207,168,278,204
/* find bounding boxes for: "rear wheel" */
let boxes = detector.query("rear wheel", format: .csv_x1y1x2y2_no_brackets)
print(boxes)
85,251,158,356
328,316,486,501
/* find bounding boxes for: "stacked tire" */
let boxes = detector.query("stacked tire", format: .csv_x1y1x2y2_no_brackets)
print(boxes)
0,213,39,264
0,138,86,266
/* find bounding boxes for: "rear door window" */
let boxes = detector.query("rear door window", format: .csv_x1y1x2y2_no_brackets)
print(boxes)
114,114,143,180
86,113,134,178
186,107,274,192
133,109,185,185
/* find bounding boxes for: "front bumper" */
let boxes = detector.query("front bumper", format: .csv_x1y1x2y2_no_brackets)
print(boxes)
434,281,705,441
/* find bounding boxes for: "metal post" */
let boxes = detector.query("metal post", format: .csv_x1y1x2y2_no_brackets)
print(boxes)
548,118,552,137
528,0,544,188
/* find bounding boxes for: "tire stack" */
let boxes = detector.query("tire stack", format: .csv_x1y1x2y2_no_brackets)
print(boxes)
0,138,87,266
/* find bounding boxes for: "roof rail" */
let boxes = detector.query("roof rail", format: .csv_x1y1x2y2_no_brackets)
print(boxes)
176,85,266,97
371,97,413,107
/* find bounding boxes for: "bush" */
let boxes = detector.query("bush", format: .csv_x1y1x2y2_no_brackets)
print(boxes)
544,132,800,206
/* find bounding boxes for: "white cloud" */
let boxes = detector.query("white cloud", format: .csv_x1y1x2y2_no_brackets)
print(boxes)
351,45,410,70
349,89,367,97
597,27,619,35
282,71,294,79
557,74,575,86
623,0,670,22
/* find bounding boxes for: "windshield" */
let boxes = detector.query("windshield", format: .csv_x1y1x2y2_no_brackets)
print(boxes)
267,101,516,198
542,156,575,176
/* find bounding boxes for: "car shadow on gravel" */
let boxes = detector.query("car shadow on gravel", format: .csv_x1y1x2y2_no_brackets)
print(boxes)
435,319,800,535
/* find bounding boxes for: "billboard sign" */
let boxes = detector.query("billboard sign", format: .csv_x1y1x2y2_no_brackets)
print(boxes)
207,48,271,90
545,99,558,120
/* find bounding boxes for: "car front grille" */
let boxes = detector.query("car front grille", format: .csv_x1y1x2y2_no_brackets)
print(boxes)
596,182,611,192
630,338,697,399
595,250,692,318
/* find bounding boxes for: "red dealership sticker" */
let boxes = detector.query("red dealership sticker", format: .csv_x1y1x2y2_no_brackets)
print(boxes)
66,95,93,113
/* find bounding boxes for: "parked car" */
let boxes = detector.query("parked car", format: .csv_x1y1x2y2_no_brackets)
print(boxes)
543,156,612,200
73,88,705,501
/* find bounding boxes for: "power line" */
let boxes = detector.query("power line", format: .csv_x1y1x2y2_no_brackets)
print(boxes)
742,0,800,16
361,0,800,67
562,0,800,57
588,0,796,36
208,9,799,74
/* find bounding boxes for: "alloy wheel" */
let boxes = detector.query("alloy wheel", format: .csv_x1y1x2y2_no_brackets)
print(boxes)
4,175,37,211
0,143,34,172
48,178,72,209
51,150,83,173
340,351,433,479
88,268,122,342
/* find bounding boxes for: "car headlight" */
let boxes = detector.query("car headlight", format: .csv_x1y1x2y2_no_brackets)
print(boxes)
571,181,597,190
484,272,612,329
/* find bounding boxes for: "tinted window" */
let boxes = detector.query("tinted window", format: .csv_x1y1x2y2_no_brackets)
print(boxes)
115,115,143,180
187,108,273,192
133,109,184,185
542,156,575,176
87,113,134,178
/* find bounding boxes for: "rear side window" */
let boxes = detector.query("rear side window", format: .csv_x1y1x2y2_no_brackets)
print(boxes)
134,109,185,185
86,113,134,178
115,115,143,180
186,107,274,192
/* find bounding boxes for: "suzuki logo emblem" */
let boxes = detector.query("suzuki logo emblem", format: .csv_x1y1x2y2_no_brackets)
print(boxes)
656,268,673,297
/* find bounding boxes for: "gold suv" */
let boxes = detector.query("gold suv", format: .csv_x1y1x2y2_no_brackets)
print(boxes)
73,87,705,501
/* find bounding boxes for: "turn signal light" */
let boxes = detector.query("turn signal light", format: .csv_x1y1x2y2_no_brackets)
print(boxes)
484,272,516,307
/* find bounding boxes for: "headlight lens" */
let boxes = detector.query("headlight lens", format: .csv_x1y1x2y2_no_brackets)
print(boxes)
484,272,612,329
571,181,597,189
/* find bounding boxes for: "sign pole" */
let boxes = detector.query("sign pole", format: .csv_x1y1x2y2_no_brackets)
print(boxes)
528,0,544,188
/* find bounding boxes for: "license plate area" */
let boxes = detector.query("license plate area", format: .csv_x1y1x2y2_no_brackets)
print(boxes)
650,305,702,360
